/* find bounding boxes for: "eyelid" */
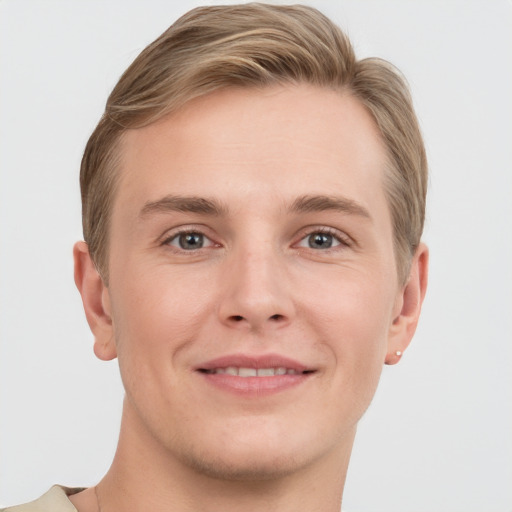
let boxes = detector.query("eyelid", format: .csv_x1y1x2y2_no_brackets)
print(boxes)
293,226,353,249
157,224,353,251
159,225,219,249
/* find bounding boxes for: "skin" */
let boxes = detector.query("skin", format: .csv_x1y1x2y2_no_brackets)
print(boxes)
72,84,428,512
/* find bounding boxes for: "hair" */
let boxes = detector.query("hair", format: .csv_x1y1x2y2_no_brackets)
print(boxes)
80,2,427,285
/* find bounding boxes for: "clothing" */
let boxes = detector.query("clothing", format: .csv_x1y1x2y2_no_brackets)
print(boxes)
1,486,349,511
0,486,83,512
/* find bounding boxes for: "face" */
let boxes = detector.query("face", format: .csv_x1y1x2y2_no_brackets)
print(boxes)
79,84,421,480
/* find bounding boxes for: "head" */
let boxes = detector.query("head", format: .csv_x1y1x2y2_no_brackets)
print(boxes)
80,3,427,287
74,3,428,484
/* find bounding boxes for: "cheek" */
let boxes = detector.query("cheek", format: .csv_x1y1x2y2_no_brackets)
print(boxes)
301,267,394,390
109,268,213,385
302,264,394,339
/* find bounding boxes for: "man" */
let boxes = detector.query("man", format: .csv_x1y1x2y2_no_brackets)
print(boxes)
3,3,428,511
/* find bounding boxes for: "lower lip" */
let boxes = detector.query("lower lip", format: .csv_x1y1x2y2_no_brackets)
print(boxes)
198,372,312,397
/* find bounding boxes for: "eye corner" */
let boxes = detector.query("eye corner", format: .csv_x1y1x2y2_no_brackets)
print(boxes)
294,227,352,252
160,227,220,252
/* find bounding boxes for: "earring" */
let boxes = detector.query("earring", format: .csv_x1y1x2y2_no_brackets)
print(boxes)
395,350,402,357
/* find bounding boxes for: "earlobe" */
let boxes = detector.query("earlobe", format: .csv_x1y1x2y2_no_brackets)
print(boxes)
73,241,117,361
385,243,429,365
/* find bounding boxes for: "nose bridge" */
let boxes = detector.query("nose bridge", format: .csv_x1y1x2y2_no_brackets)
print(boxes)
218,235,294,330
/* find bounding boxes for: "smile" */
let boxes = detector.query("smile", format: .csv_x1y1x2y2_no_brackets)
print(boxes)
195,354,316,396
199,367,309,376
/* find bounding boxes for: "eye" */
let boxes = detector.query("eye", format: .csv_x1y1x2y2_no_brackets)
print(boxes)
296,230,348,250
165,231,215,251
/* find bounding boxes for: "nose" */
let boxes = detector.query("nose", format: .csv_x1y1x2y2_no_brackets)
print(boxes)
217,243,295,332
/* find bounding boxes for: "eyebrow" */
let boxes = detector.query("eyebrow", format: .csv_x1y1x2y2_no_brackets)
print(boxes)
290,194,371,219
139,193,371,220
139,195,227,218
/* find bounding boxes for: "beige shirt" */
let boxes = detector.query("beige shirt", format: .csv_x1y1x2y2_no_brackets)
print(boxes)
1,486,350,511
0,486,83,512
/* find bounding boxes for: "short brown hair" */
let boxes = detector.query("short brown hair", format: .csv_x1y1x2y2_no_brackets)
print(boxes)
80,3,427,285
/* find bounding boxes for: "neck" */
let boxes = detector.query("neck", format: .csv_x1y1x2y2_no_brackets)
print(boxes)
96,398,354,512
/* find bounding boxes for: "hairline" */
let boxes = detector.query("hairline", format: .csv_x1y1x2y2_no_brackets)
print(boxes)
94,82,408,286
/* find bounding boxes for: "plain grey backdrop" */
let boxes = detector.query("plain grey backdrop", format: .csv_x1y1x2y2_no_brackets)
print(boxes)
1,1,511,511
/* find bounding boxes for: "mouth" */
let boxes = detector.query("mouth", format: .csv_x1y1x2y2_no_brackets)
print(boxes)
198,367,314,377
195,354,316,396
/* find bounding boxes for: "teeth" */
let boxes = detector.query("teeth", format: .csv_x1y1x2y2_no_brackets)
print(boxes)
257,368,275,376
207,366,302,377
238,367,257,377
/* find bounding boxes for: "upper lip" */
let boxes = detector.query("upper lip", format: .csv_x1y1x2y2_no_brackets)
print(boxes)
195,353,312,373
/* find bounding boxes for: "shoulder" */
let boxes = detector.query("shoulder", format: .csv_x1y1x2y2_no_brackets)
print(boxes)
1,486,84,512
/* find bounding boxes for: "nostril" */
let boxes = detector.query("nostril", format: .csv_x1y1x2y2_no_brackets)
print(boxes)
226,313,285,324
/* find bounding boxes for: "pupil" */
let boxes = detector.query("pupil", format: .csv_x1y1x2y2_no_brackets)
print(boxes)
309,233,332,249
179,233,203,250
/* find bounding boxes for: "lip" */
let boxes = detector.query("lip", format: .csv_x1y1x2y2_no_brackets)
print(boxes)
195,353,315,397
196,353,310,372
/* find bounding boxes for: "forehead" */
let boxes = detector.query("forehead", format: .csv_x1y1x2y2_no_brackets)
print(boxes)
115,84,389,217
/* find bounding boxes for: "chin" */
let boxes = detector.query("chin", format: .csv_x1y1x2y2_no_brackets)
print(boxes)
170,418,345,483
178,445,307,482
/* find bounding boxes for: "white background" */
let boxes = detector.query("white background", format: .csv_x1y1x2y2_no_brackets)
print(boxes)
1,1,511,511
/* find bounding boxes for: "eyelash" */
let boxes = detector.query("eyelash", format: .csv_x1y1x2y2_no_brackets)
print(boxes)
161,226,217,251
295,226,352,251
160,226,352,252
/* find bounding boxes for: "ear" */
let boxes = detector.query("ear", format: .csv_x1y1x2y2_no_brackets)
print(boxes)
385,242,429,365
73,241,117,361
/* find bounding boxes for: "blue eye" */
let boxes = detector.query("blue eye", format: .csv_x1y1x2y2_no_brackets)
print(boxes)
179,233,204,250
297,231,345,250
308,233,335,249
166,232,214,250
